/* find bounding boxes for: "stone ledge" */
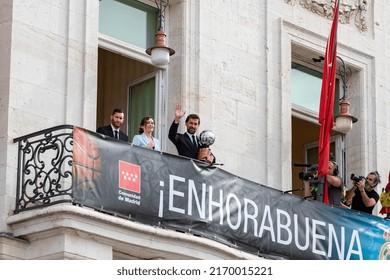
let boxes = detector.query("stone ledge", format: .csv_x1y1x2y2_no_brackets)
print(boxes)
7,204,262,260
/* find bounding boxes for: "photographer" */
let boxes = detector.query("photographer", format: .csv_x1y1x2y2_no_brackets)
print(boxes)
343,171,381,215
302,161,342,206
324,161,343,206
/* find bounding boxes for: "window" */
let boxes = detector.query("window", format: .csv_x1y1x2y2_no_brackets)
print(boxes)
98,0,168,149
128,77,156,140
98,0,161,144
304,141,336,166
291,62,340,117
99,0,156,48
291,60,345,192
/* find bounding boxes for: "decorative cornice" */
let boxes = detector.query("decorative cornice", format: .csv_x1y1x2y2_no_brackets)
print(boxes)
285,0,368,33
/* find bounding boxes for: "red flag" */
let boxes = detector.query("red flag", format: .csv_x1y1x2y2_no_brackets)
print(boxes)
318,0,339,204
119,160,141,193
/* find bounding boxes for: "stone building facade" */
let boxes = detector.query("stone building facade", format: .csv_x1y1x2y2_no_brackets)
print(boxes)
0,0,389,259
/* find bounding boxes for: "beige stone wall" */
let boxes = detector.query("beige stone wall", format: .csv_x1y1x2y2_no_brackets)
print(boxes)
1,0,390,259
0,0,99,233
167,0,390,194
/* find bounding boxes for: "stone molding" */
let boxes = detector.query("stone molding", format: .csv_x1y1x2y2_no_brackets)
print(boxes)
6,204,262,260
284,0,368,32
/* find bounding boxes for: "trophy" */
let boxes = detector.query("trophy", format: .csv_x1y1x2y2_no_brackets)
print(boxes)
199,130,215,148
197,130,215,163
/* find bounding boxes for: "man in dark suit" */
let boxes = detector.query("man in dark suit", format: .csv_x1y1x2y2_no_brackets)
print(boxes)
97,108,128,142
168,104,215,163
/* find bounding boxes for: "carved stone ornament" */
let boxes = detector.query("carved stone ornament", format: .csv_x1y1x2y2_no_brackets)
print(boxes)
284,0,368,32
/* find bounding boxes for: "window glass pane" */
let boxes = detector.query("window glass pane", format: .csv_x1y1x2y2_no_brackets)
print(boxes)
99,0,156,48
128,78,156,140
292,63,322,113
306,142,336,165
292,63,339,115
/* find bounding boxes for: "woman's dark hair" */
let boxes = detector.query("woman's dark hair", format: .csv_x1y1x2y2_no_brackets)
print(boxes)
138,116,154,134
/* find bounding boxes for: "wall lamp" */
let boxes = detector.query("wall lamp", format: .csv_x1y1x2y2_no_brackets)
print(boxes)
334,56,358,134
314,55,358,134
146,0,175,68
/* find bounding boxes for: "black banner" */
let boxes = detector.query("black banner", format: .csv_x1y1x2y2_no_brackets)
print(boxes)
72,127,390,260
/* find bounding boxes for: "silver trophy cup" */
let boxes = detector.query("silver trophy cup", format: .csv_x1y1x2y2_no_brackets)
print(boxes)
199,130,215,148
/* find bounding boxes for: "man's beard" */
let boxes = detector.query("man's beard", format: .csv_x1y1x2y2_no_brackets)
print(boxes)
187,128,196,134
112,122,121,129
365,183,376,190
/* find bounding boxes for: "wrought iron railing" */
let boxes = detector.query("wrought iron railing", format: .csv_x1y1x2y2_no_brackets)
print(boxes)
13,125,74,213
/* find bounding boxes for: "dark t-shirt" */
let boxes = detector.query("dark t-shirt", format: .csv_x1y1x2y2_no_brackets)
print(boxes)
328,183,342,206
351,188,379,214
310,176,341,206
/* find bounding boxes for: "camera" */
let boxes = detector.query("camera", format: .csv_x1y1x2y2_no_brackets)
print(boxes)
350,173,365,183
299,172,314,180
298,164,318,181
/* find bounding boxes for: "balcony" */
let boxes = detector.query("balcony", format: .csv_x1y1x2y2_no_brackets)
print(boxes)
5,125,390,260
6,125,259,260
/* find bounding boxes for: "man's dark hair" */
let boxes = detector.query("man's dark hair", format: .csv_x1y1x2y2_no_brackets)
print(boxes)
185,114,200,123
369,171,381,185
112,108,123,115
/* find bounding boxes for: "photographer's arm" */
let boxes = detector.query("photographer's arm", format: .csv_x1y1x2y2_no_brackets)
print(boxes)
344,186,356,202
360,189,376,207
327,174,342,188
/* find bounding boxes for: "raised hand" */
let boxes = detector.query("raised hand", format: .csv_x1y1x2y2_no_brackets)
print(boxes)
174,104,186,122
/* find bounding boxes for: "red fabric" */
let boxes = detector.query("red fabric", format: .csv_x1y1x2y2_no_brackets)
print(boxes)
318,0,339,204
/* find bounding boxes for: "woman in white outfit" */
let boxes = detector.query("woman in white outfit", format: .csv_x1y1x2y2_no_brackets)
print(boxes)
132,116,161,151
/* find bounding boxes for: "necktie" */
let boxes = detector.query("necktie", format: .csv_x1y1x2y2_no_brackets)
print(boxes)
114,130,119,140
192,135,197,148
